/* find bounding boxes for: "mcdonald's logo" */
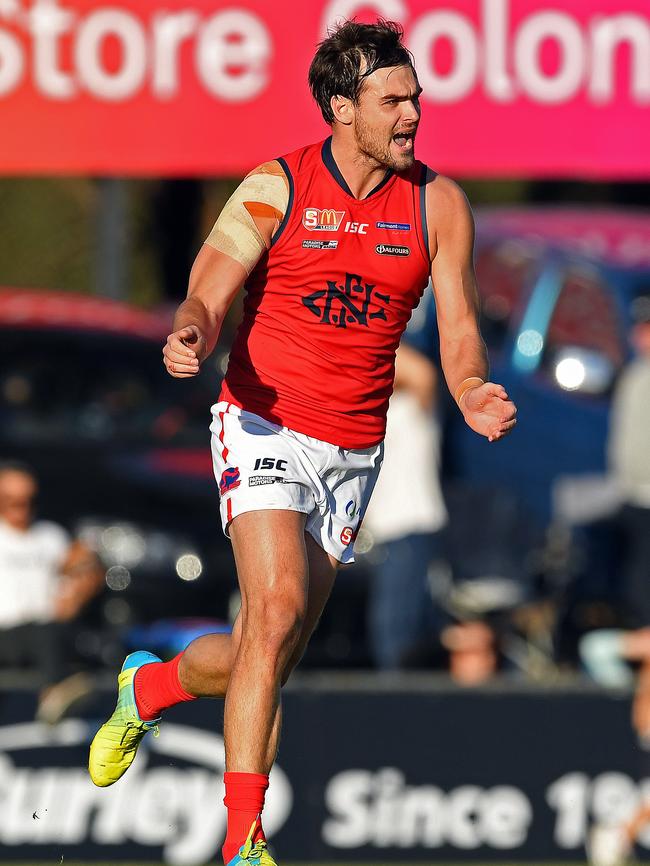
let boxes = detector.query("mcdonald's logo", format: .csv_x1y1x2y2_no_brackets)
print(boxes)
302,207,346,232
320,210,339,226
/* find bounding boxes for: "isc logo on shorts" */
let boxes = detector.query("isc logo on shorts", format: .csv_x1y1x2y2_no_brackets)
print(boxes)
302,208,345,231
340,526,356,546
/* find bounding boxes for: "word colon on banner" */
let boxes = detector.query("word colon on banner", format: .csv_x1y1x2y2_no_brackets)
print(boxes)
323,0,650,106
323,767,650,851
0,2,271,101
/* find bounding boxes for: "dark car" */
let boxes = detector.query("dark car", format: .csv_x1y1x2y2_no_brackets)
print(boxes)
0,289,234,629
0,289,371,666
399,209,650,634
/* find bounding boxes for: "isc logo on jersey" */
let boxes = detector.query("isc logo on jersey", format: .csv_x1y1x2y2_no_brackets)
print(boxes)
303,208,345,231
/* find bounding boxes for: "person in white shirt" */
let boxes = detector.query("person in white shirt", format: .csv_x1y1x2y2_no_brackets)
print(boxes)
363,291,449,669
608,294,650,627
0,464,69,629
584,295,650,866
0,462,102,721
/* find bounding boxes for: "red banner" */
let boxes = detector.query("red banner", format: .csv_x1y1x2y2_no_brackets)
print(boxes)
0,0,649,177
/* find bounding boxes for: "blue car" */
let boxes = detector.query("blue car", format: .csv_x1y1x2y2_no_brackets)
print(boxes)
415,208,650,523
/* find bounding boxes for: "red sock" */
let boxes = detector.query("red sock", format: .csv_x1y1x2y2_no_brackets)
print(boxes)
133,653,196,721
222,772,269,864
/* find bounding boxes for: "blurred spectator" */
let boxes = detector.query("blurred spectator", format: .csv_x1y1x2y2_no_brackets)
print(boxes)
363,289,449,669
583,629,650,866
0,461,103,722
440,620,499,685
551,296,650,662
624,637,650,858
608,294,650,627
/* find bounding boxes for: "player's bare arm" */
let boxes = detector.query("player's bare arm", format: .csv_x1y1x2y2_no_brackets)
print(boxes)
163,161,289,378
427,173,517,442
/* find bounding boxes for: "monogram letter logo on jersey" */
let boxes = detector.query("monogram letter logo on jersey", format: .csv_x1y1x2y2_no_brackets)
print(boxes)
302,272,391,329
302,208,346,232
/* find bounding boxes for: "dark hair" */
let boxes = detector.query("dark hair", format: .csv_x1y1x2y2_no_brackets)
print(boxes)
309,20,414,124
0,460,35,480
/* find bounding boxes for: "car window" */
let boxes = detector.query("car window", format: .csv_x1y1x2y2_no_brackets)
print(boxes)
545,266,625,367
0,330,218,445
475,239,541,350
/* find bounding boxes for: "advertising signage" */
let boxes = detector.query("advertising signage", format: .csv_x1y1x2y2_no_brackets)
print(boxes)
0,687,646,863
0,0,648,177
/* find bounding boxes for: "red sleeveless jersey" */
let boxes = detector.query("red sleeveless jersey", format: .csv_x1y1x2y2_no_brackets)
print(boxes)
220,137,431,448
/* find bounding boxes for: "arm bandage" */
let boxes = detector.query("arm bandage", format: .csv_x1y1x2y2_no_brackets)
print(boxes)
205,167,289,275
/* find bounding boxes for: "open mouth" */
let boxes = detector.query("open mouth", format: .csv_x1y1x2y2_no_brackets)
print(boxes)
392,131,415,152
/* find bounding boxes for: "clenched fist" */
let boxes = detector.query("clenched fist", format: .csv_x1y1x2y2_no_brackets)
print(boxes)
162,325,207,378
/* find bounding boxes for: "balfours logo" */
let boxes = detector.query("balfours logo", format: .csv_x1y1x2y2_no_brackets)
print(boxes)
375,244,410,257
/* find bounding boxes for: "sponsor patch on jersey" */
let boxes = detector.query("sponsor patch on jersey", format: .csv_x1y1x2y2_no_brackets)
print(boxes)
302,207,345,231
376,221,411,231
375,243,410,257
302,239,339,250
249,475,286,487
219,466,240,494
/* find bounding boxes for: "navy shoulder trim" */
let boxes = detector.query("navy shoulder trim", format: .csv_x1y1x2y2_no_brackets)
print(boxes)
270,157,294,248
419,163,429,260
322,137,353,196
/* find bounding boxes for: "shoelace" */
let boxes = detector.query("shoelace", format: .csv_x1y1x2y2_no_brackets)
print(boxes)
119,721,159,746
242,840,270,862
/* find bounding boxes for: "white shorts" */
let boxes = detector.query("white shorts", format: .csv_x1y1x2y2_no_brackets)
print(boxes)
210,401,384,564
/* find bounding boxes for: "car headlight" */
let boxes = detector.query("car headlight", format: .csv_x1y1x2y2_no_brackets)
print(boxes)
555,356,586,391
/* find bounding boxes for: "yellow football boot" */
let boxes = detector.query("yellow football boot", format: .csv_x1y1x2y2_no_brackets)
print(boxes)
88,651,161,787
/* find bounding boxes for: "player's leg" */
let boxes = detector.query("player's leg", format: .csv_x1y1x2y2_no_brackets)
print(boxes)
260,533,339,775
220,508,310,865
224,508,308,772
281,531,339,682
145,534,336,779
87,531,338,789
175,624,239,696
146,531,337,700
142,533,337,780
